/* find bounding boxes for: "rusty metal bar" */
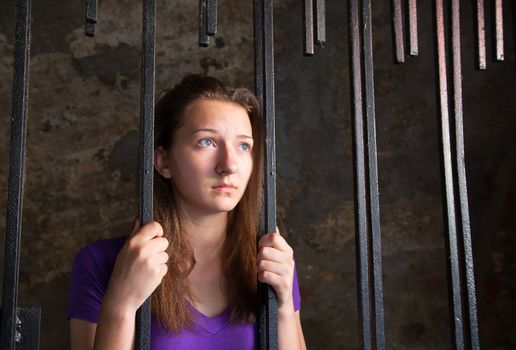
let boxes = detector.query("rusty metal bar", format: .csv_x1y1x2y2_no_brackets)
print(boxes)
392,0,405,62
315,0,326,45
85,0,98,37
1,0,32,348
253,0,263,99
254,0,278,348
348,0,371,347
408,0,418,56
362,0,386,347
475,0,486,69
435,0,465,348
450,0,480,348
303,0,314,56
206,0,217,35
199,0,209,47
134,0,156,348
495,0,504,61
1,1,45,349
253,1,266,348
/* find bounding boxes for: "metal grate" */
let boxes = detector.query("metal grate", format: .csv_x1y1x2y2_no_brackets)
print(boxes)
2,0,513,348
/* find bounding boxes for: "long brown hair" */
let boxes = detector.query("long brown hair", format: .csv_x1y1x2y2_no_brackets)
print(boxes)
151,74,263,333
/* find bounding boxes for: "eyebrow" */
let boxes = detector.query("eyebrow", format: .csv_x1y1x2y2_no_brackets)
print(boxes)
193,128,253,140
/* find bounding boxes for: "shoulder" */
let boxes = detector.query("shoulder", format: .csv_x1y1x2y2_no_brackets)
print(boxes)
68,235,128,323
72,235,127,270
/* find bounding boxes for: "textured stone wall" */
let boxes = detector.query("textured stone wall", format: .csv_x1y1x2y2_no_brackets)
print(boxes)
0,1,515,349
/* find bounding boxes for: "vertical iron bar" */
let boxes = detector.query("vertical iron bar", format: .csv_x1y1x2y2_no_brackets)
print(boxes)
435,0,465,348
315,0,326,45
85,0,98,37
495,0,504,61
135,0,156,349
304,0,315,56
392,0,405,62
261,0,278,349
408,0,418,56
253,0,263,100
253,1,266,348
1,0,31,349
348,0,372,348
450,1,480,348
206,0,217,35
362,0,386,348
199,0,209,47
475,0,486,69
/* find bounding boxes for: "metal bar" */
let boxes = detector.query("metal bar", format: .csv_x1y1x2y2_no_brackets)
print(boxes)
434,0,465,348
450,1,480,348
253,0,263,100
475,0,486,69
135,0,156,348
315,0,326,45
1,0,31,348
303,0,314,56
256,0,279,349
85,0,98,37
199,0,209,47
361,0,386,348
408,0,418,56
252,1,265,348
2,307,41,349
206,0,217,35
348,0,371,348
495,0,504,61
392,0,405,62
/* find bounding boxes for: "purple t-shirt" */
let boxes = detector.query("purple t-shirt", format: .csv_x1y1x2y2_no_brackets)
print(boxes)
67,236,301,349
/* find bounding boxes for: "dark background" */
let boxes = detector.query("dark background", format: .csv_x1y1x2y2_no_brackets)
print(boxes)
0,0,515,349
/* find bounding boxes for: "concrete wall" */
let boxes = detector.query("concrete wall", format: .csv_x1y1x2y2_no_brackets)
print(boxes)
0,0,515,348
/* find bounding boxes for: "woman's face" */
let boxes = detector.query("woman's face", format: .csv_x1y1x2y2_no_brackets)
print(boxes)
156,99,254,216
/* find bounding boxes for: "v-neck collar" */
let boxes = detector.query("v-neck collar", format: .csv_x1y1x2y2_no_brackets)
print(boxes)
187,302,232,335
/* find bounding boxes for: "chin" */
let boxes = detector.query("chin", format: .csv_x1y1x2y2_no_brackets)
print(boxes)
208,199,240,213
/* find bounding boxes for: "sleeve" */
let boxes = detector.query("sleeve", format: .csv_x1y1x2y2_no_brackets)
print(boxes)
67,244,108,323
292,259,301,312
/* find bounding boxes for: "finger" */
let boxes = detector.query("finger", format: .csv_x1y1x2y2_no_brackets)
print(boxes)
132,221,164,242
156,251,169,264
257,259,292,276
258,233,293,254
147,237,169,254
257,269,283,288
160,263,168,277
257,246,289,263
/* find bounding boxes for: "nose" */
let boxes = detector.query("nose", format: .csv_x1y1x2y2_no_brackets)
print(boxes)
216,145,238,176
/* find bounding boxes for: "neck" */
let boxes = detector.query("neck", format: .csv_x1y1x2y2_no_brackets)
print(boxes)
179,208,228,264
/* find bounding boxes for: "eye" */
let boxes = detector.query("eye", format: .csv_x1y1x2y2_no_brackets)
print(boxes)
198,138,214,147
239,143,252,151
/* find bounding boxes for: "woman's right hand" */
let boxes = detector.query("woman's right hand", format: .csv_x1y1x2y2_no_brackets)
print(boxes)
103,220,169,314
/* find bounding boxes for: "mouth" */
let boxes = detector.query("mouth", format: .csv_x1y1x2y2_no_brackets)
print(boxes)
212,184,237,193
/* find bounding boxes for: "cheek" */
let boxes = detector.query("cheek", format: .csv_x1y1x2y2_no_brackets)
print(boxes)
242,156,254,181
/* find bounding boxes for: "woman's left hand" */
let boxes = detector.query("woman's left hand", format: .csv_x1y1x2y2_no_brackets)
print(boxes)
257,227,295,312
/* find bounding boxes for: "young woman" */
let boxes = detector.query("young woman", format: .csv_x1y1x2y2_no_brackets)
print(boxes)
68,74,306,349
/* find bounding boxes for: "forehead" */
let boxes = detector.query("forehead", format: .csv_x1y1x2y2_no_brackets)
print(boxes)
181,99,252,133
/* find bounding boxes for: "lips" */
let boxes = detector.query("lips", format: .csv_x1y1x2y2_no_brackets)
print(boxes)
212,183,237,192
213,182,236,188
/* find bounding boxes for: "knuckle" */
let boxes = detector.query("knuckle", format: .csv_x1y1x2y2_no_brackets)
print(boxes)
134,247,145,260
282,280,289,290
156,222,164,234
127,238,138,250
